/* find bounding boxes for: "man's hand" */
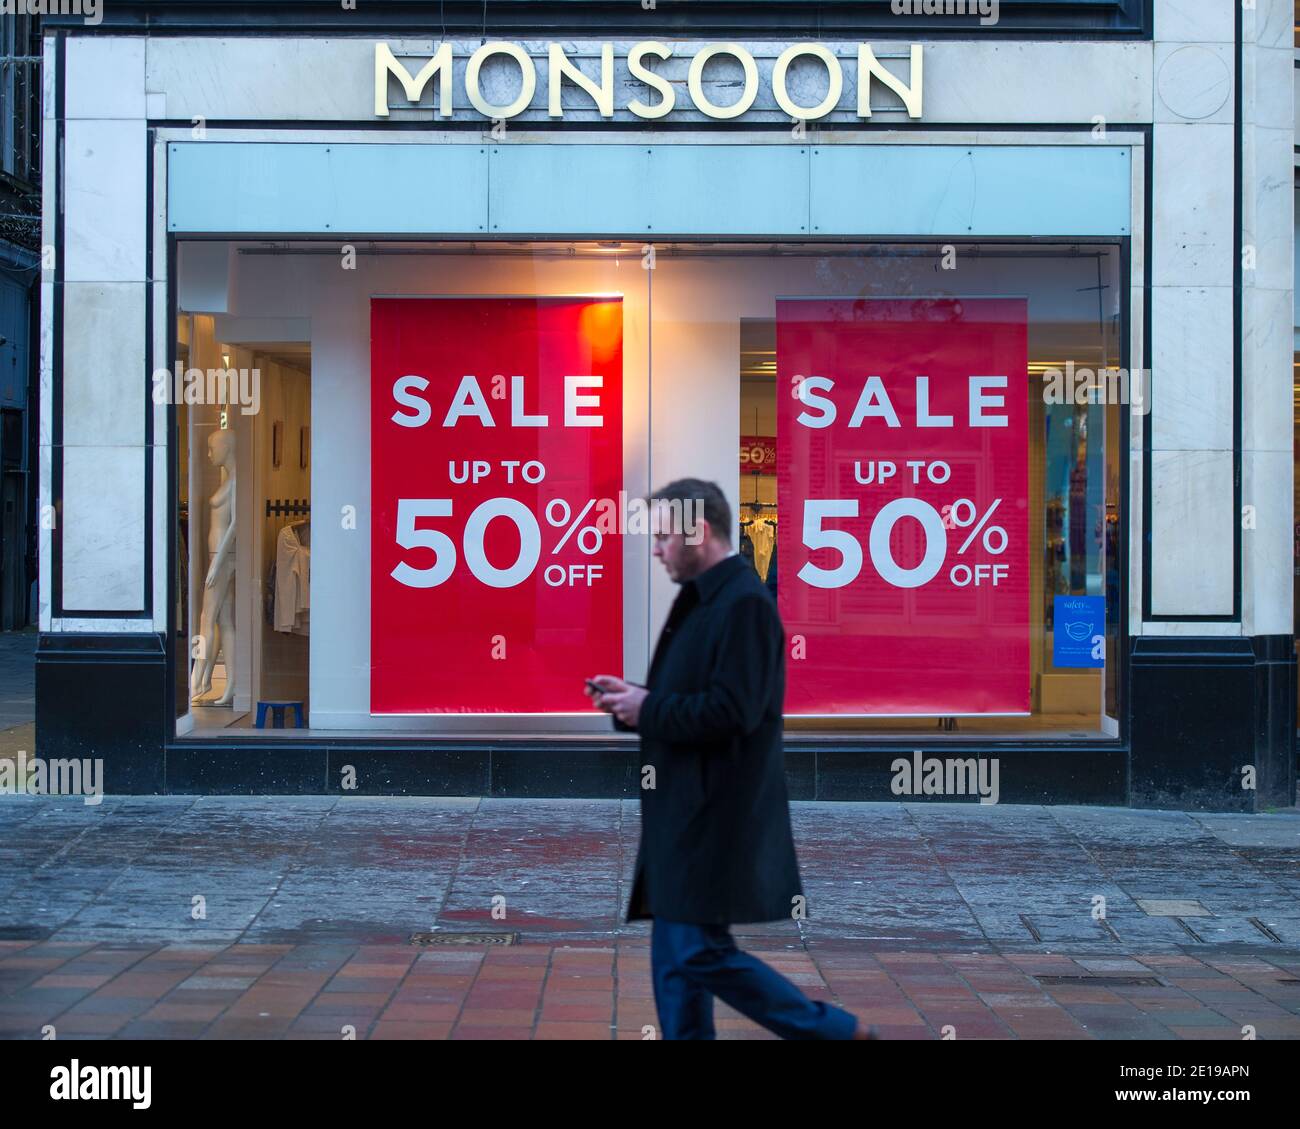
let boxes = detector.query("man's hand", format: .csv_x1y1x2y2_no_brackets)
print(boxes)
585,674,625,711
604,685,648,728
585,675,648,728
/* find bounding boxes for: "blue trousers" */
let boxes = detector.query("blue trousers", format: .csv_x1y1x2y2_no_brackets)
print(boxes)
650,918,859,1040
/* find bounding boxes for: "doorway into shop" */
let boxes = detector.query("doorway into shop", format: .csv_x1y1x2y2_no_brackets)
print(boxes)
174,315,311,737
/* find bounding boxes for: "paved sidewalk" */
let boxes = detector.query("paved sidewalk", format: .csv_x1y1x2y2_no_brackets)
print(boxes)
1,797,1299,1039
0,629,35,731
0,629,36,787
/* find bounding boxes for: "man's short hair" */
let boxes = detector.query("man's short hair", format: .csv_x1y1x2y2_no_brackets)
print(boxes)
649,478,732,546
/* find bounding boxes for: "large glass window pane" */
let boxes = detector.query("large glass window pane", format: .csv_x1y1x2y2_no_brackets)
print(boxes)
173,241,651,737
173,239,1124,740
652,241,1124,737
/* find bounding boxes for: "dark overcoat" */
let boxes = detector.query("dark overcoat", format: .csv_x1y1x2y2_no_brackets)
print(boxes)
614,552,802,924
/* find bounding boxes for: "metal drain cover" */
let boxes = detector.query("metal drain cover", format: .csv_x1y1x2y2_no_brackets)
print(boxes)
1035,974,1164,987
410,932,518,946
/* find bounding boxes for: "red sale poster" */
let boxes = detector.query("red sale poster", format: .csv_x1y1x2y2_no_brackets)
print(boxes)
776,297,1029,715
371,296,623,713
740,435,778,473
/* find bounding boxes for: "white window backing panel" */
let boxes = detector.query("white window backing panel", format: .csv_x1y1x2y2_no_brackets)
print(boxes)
168,141,1132,237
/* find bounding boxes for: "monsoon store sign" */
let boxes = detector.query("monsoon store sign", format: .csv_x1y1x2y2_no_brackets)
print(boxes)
375,41,924,121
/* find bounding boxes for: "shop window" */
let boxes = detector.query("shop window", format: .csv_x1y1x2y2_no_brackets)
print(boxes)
693,242,1124,737
172,240,1125,740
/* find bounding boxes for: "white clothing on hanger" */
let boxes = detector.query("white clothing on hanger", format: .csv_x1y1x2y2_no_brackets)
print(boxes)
274,522,311,634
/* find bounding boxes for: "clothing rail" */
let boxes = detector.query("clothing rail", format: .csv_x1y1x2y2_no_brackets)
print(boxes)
265,498,311,518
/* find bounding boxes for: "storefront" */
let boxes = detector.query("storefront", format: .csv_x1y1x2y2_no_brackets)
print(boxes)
37,1,1295,809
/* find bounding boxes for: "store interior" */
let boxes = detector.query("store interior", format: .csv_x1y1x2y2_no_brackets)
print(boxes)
175,314,312,735
734,268,1122,738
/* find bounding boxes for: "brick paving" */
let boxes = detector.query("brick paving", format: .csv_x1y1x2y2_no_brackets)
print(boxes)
1,796,1299,1039
3,939,1299,1040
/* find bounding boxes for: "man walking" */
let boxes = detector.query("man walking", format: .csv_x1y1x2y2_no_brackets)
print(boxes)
587,478,874,1041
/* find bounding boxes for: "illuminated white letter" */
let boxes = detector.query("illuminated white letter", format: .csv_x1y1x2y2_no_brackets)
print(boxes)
857,44,923,119
375,42,452,118
688,43,758,120
466,42,537,119
628,41,675,119
548,42,615,118
773,43,843,121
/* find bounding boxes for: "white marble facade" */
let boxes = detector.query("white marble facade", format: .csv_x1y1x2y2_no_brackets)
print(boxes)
42,8,1296,643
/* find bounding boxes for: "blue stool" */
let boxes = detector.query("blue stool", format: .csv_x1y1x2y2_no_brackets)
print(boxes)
255,700,306,729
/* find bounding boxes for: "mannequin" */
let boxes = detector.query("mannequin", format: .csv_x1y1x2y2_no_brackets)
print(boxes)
191,427,238,705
